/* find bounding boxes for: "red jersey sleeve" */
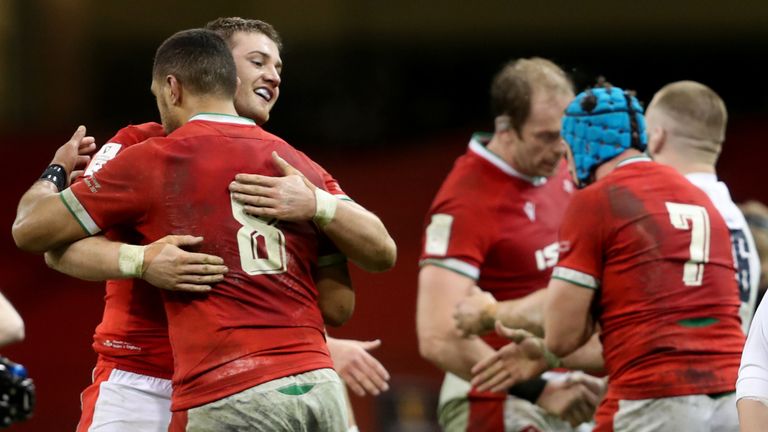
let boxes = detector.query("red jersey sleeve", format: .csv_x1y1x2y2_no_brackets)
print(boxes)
294,150,348,199
551,187,605,290
420,198,496,281
83,122,165,178
61,141,157,235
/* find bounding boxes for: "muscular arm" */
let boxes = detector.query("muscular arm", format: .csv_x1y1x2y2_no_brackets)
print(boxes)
417,265,496,381
45,236,126,281
14,127,96,252
544,279,596,358
13,181,89,253
454,288,548,337
316,200,396,273
230,152,396,273
44,235,228,292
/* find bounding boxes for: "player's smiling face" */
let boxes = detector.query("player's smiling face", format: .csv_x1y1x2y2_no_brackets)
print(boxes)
229,32,282,126
510,89,572,178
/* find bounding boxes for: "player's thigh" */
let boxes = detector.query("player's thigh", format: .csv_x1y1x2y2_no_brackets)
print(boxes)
80,368,172,432
186,368,347,432
711,392,738,432
504,396,574,432
613,395,711,432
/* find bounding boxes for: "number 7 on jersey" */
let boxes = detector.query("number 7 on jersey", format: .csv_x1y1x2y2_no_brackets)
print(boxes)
665,202,711,286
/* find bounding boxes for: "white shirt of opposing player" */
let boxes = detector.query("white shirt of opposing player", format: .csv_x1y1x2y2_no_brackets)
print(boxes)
737,295,768,401
686,172,760,334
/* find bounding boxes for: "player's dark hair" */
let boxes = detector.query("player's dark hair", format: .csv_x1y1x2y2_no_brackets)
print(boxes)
205,17,283,51
152,28,237,98
490,57,573,134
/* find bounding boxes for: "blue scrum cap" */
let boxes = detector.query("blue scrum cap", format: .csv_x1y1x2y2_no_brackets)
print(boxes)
561,85,647,187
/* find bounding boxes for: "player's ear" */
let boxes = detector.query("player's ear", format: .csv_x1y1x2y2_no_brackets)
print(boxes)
167,75,182,106
647,126,665,156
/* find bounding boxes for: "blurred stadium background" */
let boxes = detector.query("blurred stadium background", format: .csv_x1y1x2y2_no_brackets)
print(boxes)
2,1,768,430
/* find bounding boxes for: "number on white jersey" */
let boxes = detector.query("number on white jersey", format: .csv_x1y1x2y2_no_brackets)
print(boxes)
665,202,711,286
230,195,287,275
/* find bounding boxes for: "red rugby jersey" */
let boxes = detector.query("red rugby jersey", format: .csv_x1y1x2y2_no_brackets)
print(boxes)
80,122,174,378
420,133,574,349
65,114,341,410
553,156,745,400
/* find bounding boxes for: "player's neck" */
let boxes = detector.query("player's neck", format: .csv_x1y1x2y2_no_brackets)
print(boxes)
487,132,516,168
655,152,716,176
595,149,644,180
182,96,240,124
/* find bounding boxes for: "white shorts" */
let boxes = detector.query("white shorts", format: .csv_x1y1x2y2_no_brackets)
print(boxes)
172,368,347,432
597,393,738,432
77,364,172,432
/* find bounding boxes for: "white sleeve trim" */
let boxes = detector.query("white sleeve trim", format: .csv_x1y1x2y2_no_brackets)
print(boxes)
317,253,347,268
60,188,101,235
419,258,480,280
552,266,599,289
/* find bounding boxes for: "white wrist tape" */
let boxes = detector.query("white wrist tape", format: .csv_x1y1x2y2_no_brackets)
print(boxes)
118,244,146,278
347,426,360,432
313,188,338,227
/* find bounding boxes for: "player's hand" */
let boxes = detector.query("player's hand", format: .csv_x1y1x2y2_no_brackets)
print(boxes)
470,322,548,392
566,371,607,404
327,337,390,397
229,152,317,222
142,235,228,292
535,377,601,427
454,286,497,337
51,126,97,187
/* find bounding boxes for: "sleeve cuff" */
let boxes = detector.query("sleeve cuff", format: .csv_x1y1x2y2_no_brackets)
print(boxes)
419,258,480,280
318,253,347,268
60,188,101,235
552,266,600,290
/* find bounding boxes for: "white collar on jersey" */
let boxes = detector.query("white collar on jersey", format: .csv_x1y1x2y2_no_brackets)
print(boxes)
188,112,256,126
615,154,652,168
468,133,548,186
685,172,718,184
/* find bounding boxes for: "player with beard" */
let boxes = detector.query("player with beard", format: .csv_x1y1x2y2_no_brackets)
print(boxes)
417,58,602,432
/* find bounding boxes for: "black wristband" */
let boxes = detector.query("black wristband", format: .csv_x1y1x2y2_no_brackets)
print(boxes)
40,164,67,191
507,377,548,403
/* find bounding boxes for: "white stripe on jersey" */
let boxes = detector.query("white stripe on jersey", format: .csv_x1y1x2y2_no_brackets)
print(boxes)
552,266,600,289
60,189,101,235
419,258,480,280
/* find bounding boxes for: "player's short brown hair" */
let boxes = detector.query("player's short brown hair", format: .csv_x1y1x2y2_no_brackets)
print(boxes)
152,28,237,98
205,17,283,51
651,81,727,144
490,57,573,134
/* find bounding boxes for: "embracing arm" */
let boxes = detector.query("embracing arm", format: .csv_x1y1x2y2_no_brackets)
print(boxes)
44,235,228,292
317,200,396,272
13,182,90,253
230,152,396,273
417,265,496,381
13,127,96,252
